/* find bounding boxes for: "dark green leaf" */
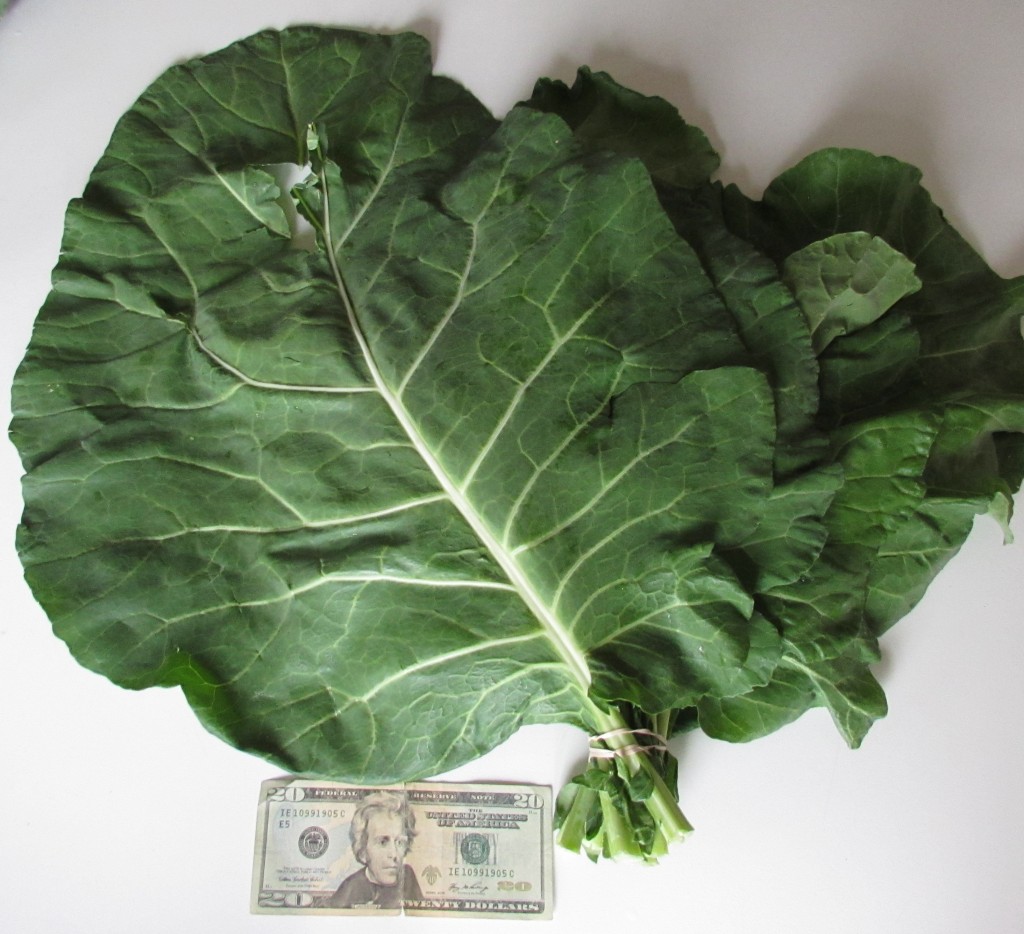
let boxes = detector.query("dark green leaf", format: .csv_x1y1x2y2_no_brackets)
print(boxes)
526,66,719,188
12,27,775,784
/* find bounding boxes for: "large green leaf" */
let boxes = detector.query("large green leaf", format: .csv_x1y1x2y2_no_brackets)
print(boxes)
12,27,781,783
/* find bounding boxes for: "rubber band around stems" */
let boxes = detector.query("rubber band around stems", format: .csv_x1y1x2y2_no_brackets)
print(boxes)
588,727,669,760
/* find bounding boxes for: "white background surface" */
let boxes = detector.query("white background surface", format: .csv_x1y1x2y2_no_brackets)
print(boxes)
2,1,1023,932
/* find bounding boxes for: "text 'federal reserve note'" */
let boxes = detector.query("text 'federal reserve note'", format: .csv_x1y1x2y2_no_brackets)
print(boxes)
251,779,554,919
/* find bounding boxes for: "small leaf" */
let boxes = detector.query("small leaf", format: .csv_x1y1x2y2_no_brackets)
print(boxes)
783,231,922,353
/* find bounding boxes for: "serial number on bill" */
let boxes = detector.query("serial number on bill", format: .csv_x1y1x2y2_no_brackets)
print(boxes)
449,867,515,878
274,807,347,819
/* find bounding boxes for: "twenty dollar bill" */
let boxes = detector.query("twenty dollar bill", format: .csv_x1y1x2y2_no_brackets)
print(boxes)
251,779,554,918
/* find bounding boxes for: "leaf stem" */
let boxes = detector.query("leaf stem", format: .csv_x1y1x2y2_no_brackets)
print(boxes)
556,705,693,862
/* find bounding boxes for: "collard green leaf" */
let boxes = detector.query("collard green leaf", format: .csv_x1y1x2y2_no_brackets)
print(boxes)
782,232,922,353
526,67,720,189
816,311,921,423
659,184,826,479
703,145,1024,744
696,664,814,743
695,403,943,746
12,27,781,784
779,653,887,749
697,645,888,749
726,465,844,592
864,496,982,633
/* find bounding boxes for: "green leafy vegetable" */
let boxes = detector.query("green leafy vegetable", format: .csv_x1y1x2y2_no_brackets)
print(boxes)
11,26,1024,865
782,232,922,353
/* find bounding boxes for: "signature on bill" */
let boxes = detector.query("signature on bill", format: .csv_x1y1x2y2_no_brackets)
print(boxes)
448,881,489,895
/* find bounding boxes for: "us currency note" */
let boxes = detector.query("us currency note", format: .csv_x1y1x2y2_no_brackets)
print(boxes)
251,778,554,919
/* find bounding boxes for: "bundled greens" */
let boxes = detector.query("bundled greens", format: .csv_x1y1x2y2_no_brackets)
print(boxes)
11,27,1024,863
